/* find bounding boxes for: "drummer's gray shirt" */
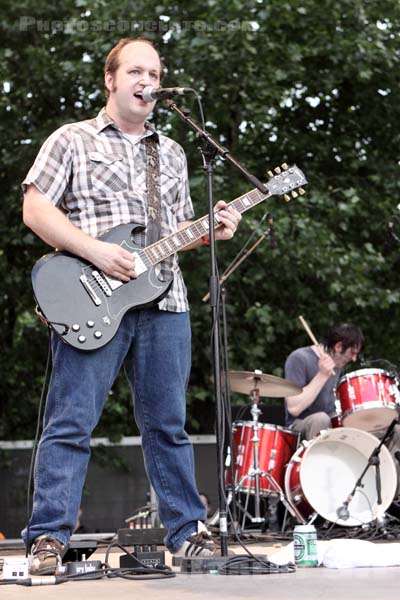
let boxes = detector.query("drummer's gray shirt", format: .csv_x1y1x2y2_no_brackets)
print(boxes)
284,346,341,427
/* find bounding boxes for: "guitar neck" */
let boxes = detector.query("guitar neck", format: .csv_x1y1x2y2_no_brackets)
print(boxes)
143,187,269,266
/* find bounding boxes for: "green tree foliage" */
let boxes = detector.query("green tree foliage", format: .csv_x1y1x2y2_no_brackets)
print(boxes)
1,0,400,438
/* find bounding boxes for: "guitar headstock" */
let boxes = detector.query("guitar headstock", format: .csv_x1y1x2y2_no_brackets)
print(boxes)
266,164,307,201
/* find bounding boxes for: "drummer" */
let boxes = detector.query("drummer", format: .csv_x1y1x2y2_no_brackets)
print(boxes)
284,322,364,440
284,322,400,499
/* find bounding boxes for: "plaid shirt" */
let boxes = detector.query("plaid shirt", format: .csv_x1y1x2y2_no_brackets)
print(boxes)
22,109,195,312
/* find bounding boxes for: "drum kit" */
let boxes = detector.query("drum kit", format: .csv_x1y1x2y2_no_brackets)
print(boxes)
224,366,400,532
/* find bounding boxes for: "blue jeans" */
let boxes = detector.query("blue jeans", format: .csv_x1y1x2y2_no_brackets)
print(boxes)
22,308,206,552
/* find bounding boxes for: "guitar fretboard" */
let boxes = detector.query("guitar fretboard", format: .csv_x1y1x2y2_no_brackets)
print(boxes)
142,187,267,267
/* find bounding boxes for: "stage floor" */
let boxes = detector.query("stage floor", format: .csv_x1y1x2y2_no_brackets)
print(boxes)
1,533,400,600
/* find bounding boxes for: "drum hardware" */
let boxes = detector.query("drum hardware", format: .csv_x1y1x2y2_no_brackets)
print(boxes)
225,370,305,530
389,383,400,402
336,418,398,522
268,448,277,472
234,462,306,530
329,412,342,428
227,423,294,532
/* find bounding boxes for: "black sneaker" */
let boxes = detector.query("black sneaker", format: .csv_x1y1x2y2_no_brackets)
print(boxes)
29,534,64,575
174,521,215,557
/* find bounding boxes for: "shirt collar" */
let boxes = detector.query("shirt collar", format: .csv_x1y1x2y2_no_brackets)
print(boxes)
95,108,159,142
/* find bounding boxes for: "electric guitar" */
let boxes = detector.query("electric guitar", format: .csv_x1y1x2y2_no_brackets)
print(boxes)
32,165,307,351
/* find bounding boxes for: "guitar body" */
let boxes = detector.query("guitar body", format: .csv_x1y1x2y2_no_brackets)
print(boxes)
32,223,173,351
31,165,307,352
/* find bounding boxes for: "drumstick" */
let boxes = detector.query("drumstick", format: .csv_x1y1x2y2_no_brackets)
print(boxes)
298,315,320,348
298,315,335,376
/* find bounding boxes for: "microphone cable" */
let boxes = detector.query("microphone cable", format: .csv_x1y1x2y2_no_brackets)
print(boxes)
25,327,53,556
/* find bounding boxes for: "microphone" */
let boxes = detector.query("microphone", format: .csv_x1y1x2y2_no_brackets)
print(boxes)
141,86,194,103
336,503,350,521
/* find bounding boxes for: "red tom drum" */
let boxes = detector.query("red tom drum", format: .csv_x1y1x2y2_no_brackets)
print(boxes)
336,368,400,432
226,421,299,495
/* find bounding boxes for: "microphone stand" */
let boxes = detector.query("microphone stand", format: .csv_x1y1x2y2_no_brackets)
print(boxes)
337,418,398,521
213,224,276,535
167,100,268,556
219,285,240,534
202,225,273,303
166,101,269,196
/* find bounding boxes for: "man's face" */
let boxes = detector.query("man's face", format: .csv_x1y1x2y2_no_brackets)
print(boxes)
331,342,361,369
105,41,162,123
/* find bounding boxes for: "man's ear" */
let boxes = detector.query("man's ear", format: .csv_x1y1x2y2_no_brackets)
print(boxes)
334,341,343,354
105,71,114,95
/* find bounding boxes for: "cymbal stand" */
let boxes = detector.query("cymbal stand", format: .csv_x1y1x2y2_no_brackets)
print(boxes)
234,383,305,529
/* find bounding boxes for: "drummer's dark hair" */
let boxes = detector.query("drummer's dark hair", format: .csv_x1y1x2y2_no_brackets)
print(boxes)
323,323,365,353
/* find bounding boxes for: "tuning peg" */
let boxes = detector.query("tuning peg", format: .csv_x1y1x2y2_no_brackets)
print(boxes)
274,166,282,174
291,190,299,198
283,194,291,202
298,187,306,195
281,163,288,170
267,170,274,178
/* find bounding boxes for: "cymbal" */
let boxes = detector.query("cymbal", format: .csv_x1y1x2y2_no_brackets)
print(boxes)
225,370,302,398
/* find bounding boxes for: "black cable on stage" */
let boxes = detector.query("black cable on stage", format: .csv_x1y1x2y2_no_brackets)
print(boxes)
1,540,175,587
102,541,175,580
25,328,53,555
217,554,295,575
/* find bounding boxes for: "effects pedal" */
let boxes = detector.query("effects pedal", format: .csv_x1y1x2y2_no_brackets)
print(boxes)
119,545,165,569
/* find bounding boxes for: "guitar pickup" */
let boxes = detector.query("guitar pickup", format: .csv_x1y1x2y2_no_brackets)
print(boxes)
100,253,147,291
80,275,102,306
102,274,123,291
131,252,147,276
92,270,113,296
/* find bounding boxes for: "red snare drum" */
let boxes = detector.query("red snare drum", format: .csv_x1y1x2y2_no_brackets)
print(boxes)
284,427,397,526
336,368,400,432
226,421,299,495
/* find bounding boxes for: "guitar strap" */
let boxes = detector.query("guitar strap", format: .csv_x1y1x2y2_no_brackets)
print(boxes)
144,135,162,245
